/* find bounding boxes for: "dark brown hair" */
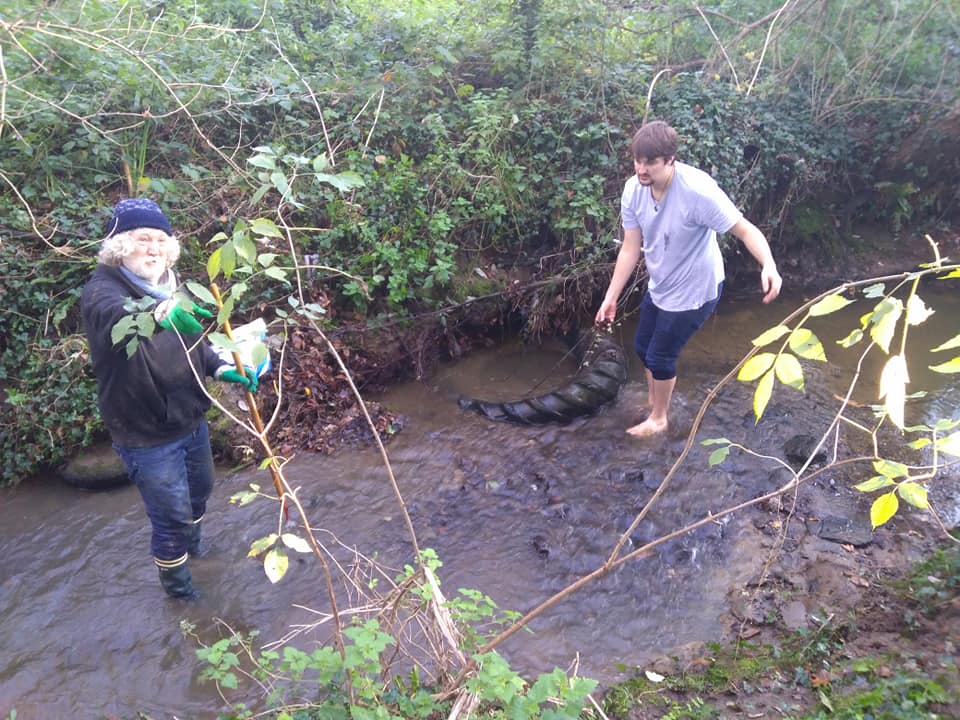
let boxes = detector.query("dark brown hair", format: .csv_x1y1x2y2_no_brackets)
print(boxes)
630,120,678,161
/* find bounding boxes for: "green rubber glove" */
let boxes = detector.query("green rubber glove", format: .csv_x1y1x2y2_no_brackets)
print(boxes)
157,300,213,334
220,367,259,393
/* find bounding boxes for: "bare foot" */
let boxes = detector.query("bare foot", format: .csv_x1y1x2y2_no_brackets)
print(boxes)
625,417,668,437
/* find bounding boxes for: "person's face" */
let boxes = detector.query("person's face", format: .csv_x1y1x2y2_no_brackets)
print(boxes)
634,155,673,187
122,228,173,284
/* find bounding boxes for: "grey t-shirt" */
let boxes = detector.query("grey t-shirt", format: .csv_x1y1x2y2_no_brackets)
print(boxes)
621,161,742,311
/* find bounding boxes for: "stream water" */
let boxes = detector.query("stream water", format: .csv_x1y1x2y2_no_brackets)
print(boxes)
1,283,957,718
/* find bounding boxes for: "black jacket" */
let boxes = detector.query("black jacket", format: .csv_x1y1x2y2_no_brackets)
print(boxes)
81,264,223,448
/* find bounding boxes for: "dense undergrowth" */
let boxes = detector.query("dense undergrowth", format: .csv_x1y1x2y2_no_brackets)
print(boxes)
0,1,957,483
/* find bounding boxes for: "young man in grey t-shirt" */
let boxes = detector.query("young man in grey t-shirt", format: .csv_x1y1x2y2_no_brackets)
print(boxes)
595,120,782,437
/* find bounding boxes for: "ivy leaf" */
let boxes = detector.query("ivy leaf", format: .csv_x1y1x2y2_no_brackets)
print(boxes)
929,357,960,374
878,354,909,429
870,492,899,528
738,353,776,382
264,547,289,583
751,325,791,347
897,482,929,509
854,476,895,492
809,293,853,317
774,352,805,390
753,369,775,422
789,328,826,361
905,294,934,326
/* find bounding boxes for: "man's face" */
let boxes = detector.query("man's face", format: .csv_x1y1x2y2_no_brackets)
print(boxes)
633,155,673,186
122,228,173,284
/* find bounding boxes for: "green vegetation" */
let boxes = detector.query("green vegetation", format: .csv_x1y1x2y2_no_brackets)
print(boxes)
2,0,957,484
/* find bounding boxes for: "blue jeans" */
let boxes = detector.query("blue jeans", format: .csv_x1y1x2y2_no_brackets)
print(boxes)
114,420,215,563
633,283,723,380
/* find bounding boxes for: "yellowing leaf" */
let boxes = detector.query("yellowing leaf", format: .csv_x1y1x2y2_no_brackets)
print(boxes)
837,329,864,348
739,353,776,382
854,476,896,492
753,369,775,422
931,333,960,352
905,295,934,326
774,353,804,390
281,533,312,553
809,293,853,317
868,298,903,354
897,482,929,509
929,357,960,374
248,533,278,558
264,547,289,583
879,354,909,429
789,328,827,361
870,492,899,528
937,432,960,457
250,217,284,238
872,459,909,479
207,247,222,282
751,325,791,348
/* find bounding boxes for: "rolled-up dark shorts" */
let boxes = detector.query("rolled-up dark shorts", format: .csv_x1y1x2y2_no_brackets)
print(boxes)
633,282,723,380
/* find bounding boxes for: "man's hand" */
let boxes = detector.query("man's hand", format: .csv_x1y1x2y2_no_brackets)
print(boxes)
155,299,213,334
595,297,617,325
219,367,259,393
760,263,782,304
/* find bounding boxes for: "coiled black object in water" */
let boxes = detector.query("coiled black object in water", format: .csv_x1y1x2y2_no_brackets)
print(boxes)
458,328,628,424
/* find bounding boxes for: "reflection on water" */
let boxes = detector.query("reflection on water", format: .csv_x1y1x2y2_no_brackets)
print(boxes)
1,286,957,717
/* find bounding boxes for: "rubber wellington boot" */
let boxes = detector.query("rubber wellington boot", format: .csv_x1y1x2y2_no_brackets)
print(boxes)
157,560,200,600
186,519,210,558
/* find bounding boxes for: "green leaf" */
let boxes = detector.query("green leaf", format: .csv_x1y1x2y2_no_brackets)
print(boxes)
931,333,960,352
774,352,804,390
862,283,886,298
751,324,791,347
937,432,960,457
247,154,277,170
206,247,222,282
867,298,903,354
789,328,827,361
905,294,934,326
897,482,929,509
248,534,278,557
263,266,289,281
937,268,960,279
701,438,732,446
264,547,289,583
870,492,899,528
111,315,135,346
854,476,895,492
873,459,909,479
836,328,863,348
879,354,909,429
234,233,257,265
708,446,730,466
281,533,312,553
220,243,236,279
906,438,931,449
809,293,853,317
738,353,776,382
208,332,240,353
257,253,278,267
185,281,216,307
929,357,960,374
250,217,283,238
753,369,775,422
314,170,365,192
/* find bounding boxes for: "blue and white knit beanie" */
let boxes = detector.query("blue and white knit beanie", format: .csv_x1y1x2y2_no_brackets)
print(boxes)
106,198,173,237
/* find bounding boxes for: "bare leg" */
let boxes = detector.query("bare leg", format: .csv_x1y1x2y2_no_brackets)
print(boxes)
626,375,675,437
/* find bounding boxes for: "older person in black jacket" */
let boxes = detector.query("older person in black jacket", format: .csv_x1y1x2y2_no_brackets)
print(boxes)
82,198,256,599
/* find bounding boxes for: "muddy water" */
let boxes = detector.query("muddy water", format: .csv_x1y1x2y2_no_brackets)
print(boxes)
2,284,957,718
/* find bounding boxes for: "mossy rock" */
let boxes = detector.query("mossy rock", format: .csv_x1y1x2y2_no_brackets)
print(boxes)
60,441,129,491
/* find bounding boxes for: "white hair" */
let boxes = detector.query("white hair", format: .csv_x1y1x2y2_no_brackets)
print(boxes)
97,230,181,268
